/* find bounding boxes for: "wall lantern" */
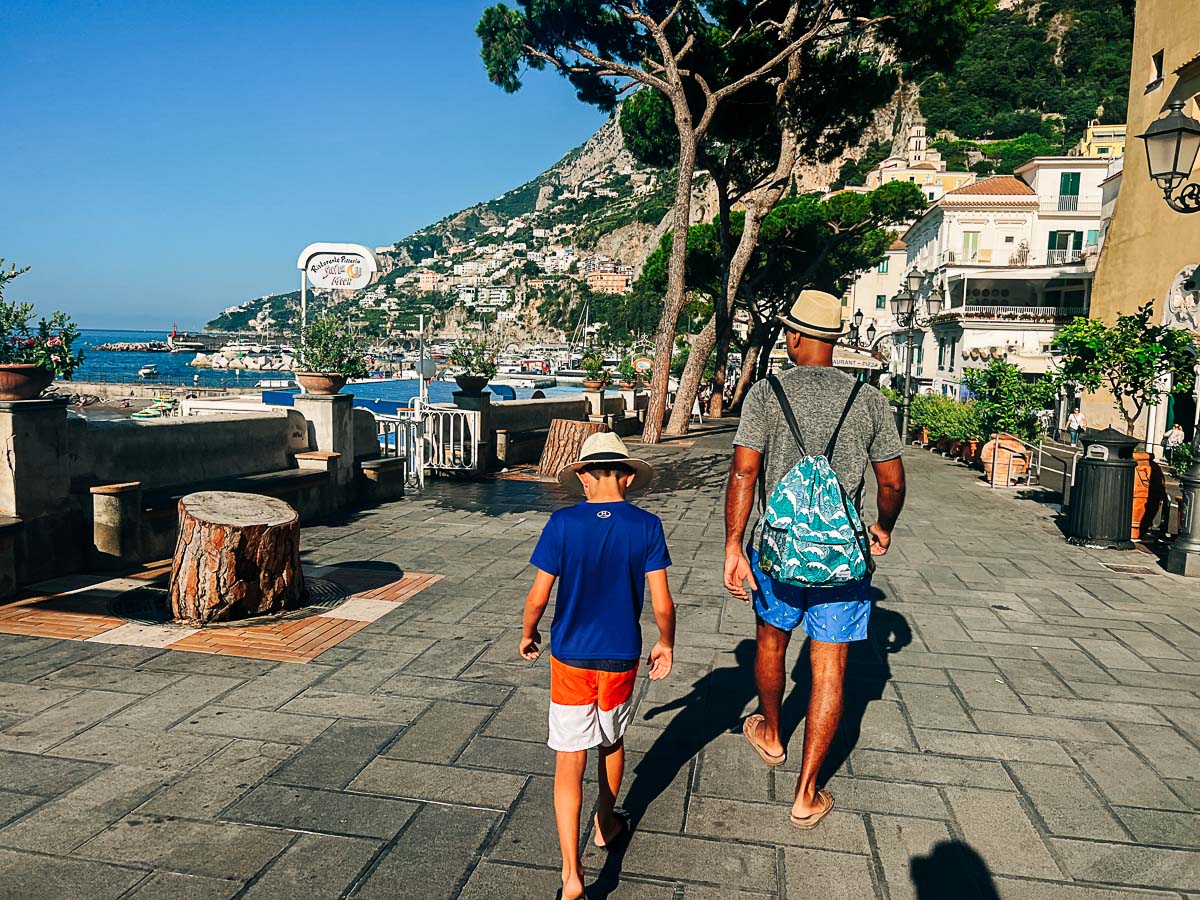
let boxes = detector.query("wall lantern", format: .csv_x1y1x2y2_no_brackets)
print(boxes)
1138,100,1200,213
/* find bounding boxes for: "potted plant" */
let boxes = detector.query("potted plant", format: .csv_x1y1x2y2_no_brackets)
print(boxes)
449,338,498,396
0,262,83,400
295,313,368,395
581,353,610,391
617,356,640,390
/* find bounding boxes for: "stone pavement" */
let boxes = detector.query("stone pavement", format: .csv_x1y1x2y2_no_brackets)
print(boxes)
0,427,1198,898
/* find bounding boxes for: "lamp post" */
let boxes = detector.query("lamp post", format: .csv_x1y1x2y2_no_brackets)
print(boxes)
1138,100,1200,214
892,269,944,439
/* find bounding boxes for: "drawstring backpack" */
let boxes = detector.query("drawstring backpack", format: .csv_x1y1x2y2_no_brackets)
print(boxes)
757,376,871,587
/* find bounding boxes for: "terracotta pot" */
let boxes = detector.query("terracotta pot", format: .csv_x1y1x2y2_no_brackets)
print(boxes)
0,365,54,401
936,435,952,454
582,380,606,391
1132,450,1165,540
965,439,981,465
981,433,1030,485
949,439,964,457
619,381,635,390
453,375,490,396
294,372,348,396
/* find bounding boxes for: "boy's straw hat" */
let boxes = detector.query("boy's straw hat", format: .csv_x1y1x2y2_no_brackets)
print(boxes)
557,432,655,495
777,289,849,339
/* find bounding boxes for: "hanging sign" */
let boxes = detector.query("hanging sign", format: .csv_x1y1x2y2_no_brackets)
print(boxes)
297,243,379,291
633,356,654,373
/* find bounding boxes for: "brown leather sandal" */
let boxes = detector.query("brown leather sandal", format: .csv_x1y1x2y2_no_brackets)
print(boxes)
742,714,786,767
789,788,835,831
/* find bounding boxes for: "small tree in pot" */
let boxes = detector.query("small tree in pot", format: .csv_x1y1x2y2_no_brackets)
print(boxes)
581,353,610,390
295,313,368,395
617,356,641,390
449,338,498,396
0,261,83,400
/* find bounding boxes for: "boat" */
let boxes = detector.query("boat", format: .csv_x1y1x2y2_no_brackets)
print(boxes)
131,396,177,419
138,364,159,379
167,325,206,353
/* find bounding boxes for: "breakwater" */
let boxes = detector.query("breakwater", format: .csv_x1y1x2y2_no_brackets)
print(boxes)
94,341,169,352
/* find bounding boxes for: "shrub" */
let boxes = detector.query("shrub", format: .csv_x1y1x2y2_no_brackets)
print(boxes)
581,352,610,384
0,261,83,379
449,338,498,379
297,313,369,377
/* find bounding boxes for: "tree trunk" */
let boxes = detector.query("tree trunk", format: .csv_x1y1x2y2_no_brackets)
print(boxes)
168,491,304,626
729,321,769,411
665,314,717,435
643,99,700,445
538,418,608,478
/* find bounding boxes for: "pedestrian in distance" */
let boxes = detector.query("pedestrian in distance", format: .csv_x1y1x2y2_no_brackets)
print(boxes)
1067,407,1087,446
724,289,906,831
520,432,676,900
1164,423,1186,461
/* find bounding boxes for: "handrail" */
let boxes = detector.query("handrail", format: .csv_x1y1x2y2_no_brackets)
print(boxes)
988,432,1081,492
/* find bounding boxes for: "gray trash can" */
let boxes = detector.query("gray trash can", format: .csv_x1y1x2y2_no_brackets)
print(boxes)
1064,427,1140,550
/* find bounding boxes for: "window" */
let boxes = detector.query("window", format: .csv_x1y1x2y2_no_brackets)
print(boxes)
1086,229,1098,247
877,258,889,274
938,340,945,368
876,294,887,309
962,231,981,261
1097,147,1109,155
841,295,848,306
1148,49,1164,91
927,191,936,201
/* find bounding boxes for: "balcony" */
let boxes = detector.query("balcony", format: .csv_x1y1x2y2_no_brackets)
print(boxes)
935,304,1089,324
1038,194,1102,215
1045,247,1097,266
942,247,1096,267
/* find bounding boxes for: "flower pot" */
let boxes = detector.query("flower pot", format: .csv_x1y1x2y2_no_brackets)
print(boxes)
1132,450,1165,541
453,375,490,396
295,372,348,396
935,435,952,454
965,439,981,465
0,364,54,401
981,433,1029,486
618,381,635,391
949,439,964,458
582,380,606,391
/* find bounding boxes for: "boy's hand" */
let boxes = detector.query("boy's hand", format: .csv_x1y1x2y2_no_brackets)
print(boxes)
519,629,542,661
647,640,673,681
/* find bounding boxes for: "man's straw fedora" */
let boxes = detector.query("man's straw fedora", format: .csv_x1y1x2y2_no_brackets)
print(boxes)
777,289,849,339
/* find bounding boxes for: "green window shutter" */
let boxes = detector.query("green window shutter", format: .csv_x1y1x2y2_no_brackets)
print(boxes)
1047,231,1058,251
1086,229,1098,245
1059,172,1080,195
1072,231,1083,251
876,294,887,309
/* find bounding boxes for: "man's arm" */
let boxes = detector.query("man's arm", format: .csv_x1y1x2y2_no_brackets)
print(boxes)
867,456,906,556
519,569,555,660
646,569,675,680
723,445,762,600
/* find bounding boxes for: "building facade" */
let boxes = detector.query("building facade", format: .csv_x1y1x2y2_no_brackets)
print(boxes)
1073,121,1127,158
1085,4,1200,451
865,125,977,203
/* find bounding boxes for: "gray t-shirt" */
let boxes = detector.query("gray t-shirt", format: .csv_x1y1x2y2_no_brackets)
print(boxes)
734,367,903,526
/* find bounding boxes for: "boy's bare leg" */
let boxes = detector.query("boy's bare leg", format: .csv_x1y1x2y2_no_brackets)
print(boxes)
593,739,625,846
752,618,791,757
554,749,587,899
792,638,848,817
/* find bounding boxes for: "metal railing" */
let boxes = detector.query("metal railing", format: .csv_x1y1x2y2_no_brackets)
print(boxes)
373,405,482,487
1039,194,1101,214
1046,248,1087,265
959,305,1089,319
375,414,424,490
987,432,1081,494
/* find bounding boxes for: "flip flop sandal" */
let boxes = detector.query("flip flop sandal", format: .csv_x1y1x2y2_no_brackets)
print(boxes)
594,806,631,851
789,788,835,831
742,714,786,767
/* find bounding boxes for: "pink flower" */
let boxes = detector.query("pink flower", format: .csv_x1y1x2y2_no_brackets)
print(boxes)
48,337,62,348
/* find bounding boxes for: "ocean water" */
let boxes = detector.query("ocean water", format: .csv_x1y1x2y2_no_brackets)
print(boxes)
70,329,580,403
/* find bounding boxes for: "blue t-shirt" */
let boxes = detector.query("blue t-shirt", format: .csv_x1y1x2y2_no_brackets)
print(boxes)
530,500,671,662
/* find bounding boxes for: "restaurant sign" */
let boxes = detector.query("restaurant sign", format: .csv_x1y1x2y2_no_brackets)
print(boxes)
297,243,379,291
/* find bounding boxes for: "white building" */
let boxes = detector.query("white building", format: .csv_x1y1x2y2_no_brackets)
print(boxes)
897,157,1108,400
843,240,908,340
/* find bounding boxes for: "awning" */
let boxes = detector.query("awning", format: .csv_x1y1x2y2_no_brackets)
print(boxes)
833,347,884,371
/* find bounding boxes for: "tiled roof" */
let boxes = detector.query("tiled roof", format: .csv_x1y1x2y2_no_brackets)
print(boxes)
888,238,907,251
946,176,1035,196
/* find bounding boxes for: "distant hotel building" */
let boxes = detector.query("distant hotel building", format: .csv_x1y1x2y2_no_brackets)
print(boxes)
1071,121,1127,158
583,255,634,294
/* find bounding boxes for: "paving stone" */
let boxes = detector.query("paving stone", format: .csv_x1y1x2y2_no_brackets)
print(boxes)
1114,806,1200,849
947,669,1027,713
373,672,512,705
173,705,333,744
101,674,244,731
48,725,230,774
77,815,293,879
1036,648,1118,685
142,652,279,679
487,775,561,865
0,846,145,899
0,683,81,719
271,720,398,790
0,764,168,853
216,665,328,710
402,638,490,678
34,664,183,695
135,741,295,820
869,814,951,900
223,781,418,838
1048,836,1200,891
1063,741,1188,810
848,750,1016,791
456,735,558,777
384,700,495,763
0,642,109,684
1008,761,1127,840
588,830,777,890
1073,680,1200,709
0,791,40,828
970,711,1122,744
0,749,103,796
123,871,243,899
1076,639,1155,671
695,732,771,801
988,878,1179,899
460,862,682,900
0,690,135,754
686,795,870,854
1112,721,1200,780
352,804,498,899
943,787,1061,879
278,688,428,724
991,658,1073,698
783,846,878,898
818,776,948,819
482,686,551,742
913,728,1073,765
1024,696,1169,725
894,684,974,731
239,833,379,898
349,757,526,809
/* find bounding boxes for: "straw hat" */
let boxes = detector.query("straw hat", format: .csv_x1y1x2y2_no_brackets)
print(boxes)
776,289,850,339
557,432,655,495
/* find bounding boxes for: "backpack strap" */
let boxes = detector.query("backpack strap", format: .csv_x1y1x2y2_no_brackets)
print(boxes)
823,379,865,460
766,375,806,456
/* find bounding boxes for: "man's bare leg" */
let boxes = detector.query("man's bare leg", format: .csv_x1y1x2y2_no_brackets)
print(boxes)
554,749,587,899
752,618,792,757
593,739,626,846
792,638,848,817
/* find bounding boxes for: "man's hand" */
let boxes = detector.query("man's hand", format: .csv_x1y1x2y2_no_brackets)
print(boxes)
647,640,673,680
519,629,542,660
723,547,758,602
867,523,892,556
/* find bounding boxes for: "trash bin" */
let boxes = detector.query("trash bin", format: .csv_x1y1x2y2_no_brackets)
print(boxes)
1064,427,1140,550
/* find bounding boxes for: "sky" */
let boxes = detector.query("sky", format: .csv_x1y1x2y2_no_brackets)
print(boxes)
0,1,608,330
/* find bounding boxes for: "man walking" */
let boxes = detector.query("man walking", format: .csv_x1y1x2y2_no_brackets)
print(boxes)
723,290,906,829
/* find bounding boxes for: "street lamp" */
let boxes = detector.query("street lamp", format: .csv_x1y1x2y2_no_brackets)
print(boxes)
891,280,944,439
1138,100,1200,214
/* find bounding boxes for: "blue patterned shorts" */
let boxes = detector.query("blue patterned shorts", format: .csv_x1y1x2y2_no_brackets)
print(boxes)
750,548,871,642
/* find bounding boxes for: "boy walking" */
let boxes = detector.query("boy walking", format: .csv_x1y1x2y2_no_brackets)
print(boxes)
521,433,676,900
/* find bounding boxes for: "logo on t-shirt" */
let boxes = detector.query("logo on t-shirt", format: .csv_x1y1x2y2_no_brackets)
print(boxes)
597,510,612,519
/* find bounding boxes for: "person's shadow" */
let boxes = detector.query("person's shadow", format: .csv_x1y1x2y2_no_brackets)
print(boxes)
910,840,1002,899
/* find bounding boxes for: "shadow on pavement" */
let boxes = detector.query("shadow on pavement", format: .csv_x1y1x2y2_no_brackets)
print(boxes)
910,840,1002,900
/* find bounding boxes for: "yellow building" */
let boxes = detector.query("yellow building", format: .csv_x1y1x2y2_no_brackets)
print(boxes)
1073,121,1127,158
1086,4,1200,450
865,125,976,202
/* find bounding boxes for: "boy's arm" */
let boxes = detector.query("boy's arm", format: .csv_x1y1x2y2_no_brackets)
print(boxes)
520,569,555,660
646,568,675,680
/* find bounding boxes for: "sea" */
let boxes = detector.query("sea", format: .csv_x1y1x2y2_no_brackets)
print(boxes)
72,329,579,405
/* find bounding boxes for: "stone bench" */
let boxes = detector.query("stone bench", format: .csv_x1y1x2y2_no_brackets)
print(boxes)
359,456,407,503
0,516,21,600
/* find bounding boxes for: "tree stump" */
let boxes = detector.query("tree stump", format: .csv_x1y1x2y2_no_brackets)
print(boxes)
168,491,304,625
538,419,609,478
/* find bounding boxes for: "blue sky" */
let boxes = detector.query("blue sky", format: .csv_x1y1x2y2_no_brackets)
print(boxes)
0,1,607,330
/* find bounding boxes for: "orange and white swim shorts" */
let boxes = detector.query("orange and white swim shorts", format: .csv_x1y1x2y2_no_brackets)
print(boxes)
548,656,638,752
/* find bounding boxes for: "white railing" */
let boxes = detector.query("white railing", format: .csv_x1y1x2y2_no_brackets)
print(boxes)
375,414,424,490
1038,194,1101,214
1046,248,1086,265
422,407,481,473
960,305,1088,319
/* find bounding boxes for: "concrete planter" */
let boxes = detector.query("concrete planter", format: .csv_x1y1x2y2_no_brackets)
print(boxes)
295,372,347,396
582,380,607,391
0,365,54,401
454,375,490,396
